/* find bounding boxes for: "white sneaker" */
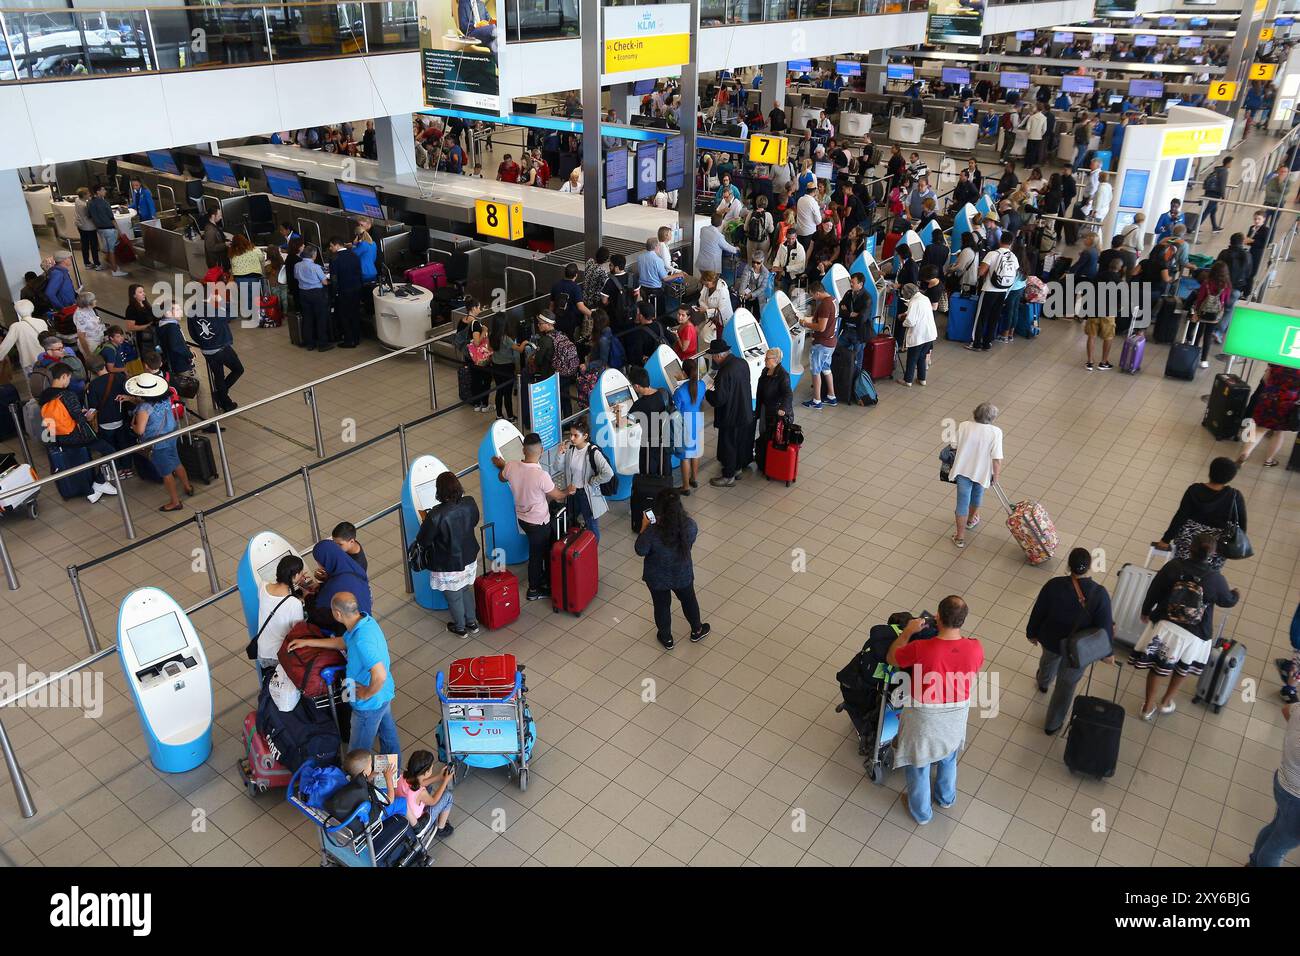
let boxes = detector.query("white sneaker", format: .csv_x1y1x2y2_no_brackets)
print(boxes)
86,489,103,504
111,270,129,278
1159,701,1176,715
1200,361,1209,369
92,481,118,497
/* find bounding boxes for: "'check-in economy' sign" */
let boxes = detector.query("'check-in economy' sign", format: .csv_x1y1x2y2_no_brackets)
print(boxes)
603,4,691,75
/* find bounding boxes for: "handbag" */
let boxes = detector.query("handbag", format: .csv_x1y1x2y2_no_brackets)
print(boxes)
172,370,200,400
1064,577,1111,670
938,444,955,482
1219,494,1253,560
245,592,295,660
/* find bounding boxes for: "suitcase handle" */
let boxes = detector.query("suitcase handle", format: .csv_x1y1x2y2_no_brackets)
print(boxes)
480,522,498,576
1083,656,1124,704
990,481,1014,516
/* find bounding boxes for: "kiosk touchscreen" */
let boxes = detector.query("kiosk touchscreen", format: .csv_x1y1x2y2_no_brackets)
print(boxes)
917,220,938,248
645,344,687,396
402,454,452,610
976,192,995,219
893,230,924,274
590,368,639,501
760,291,807,393
118,587,213,773
949,203,980,265
477,419,529,565
822,263,851,305
236,530,298,641
721,308,768,406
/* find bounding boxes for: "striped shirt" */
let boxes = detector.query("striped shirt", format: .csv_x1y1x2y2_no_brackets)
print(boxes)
1281,706,1300,800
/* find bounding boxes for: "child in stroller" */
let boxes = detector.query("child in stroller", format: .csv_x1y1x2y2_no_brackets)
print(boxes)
836,611,938,781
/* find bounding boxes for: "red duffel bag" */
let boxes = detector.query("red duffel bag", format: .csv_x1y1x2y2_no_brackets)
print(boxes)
277,622,346,697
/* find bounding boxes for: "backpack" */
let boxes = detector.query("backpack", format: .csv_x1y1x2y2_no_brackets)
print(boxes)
1165,573,1207,628
607,331,627,370
1204,167,1225,197
589,444,618,496
581,264,607,308
853,369,878,406
40,395,75,439
551,330,579,376
990,251,1017,290
746,212,769,243
1197,291,1224,322
1023,275,1047,304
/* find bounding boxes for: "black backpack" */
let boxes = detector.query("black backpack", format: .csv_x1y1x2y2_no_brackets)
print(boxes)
1165,572,1207,628
588,444,618,497
746,212,769,243
255,681,341,772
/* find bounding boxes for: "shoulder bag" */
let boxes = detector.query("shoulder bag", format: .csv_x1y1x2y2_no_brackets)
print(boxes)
1064,577,1112,670
245,593,295,661
1219,494,1253,560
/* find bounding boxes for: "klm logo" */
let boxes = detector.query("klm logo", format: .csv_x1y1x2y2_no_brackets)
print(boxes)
636,12,658,31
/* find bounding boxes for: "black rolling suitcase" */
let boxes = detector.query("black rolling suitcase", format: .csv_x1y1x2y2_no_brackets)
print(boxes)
179,432,218,484
1164,320,1201,380
830,343,855,405
287,310,303,347
1203,373,1251,440
630,446,673,533
1063,662,1124,779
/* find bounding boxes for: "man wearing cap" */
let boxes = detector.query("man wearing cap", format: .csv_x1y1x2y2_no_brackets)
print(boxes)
45,251,77,312
733,254,771,312
704,339,755,488
799,284,839,410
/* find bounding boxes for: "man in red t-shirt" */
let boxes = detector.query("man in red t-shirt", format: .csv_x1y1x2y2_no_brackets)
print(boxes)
887,595,984,825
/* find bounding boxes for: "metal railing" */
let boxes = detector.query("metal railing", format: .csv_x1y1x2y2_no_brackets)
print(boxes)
0,312,451,591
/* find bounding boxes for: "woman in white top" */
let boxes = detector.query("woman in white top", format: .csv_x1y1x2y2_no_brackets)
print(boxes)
698,271,733,326
73,291,105,354
948,232,981,292
947,402,1004,549
899,283,938,387
559,169,583,194
254,554,308,675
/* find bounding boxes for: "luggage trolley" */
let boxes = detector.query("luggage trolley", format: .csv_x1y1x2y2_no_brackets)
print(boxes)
0,453,40,520
287,760,437,868
435,657,536,791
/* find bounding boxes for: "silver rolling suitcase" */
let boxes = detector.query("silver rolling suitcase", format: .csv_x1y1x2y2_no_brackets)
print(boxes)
1111,548,1170,646
1193,635,1246,714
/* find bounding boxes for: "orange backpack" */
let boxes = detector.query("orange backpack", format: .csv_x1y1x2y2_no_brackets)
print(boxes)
40,395,75,438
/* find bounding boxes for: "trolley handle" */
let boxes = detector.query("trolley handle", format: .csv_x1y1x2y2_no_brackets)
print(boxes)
435,669,522,704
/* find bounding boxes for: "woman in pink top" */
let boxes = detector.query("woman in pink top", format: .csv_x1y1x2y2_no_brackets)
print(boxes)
395,750,456,838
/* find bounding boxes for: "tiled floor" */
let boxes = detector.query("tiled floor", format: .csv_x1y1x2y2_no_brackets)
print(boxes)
0,126,1297,868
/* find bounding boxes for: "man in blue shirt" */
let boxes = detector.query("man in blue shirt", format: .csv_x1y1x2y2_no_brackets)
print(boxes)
635,237,684,318
1053,90,1071,111
957,98,976,124
129,177,156,222
44,251,77,311
186,286,243,411
288,592,399,758
327,236,363,348
1153,199,1183,243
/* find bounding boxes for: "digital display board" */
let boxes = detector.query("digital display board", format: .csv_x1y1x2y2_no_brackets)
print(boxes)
1062,75,1095,94
835,60,862,76
146,150,179,175
942,67,971,85
199,155,237,187
886,64,915,81
1129,79,1164,98
926,0,983,47
634,141,659,202
264,167,305,202
336,180,384,218
605,148,628,209
664,135,685,193
1000,72,1030,91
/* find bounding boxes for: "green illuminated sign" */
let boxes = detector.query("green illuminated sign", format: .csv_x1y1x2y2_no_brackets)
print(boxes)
1223,303,1300,370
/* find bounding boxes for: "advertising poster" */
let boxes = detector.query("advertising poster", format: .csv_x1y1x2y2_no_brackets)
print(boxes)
925,0,983,47
528,373,562,450
1094,0,1137,16
418,0,501,113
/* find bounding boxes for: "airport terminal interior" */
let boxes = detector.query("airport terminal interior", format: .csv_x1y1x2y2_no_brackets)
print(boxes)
0,0,1298,871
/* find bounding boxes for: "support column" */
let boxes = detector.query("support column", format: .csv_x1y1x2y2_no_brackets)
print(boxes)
374,114,420,183
581,0,603,260
864,48,887,96
610,82,635,124
676,0,700,275
0,170,42,318
759,61,787,116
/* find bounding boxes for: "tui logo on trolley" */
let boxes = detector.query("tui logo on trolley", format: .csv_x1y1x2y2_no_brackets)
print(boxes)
446,719,519,754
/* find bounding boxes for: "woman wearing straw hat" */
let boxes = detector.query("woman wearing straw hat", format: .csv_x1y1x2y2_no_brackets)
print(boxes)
126,372,194,512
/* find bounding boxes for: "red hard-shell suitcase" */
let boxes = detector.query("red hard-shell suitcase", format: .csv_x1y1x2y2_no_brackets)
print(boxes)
448,654,519,698
882,232,902,259
259,294,283,326
866,334,894,381
240,710,293,794
550,510,598,615
473,523,520,630
405,262,447,292
764,440,799,485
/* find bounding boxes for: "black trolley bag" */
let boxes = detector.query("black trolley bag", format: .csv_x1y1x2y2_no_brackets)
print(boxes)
1063,660,1124,779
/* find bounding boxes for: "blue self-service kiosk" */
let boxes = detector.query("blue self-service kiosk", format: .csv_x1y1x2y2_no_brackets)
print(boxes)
850,251,886,332
917,220,938,247
893,229,924,273
402,454,452,610
118,587,213,773
822,263,851,305
590,368,639,501
237,530,298,640
645,343,686,397
976,192,995,219
721,307,767,406
759,291,807,393
949,203,980,264
478,419,528,565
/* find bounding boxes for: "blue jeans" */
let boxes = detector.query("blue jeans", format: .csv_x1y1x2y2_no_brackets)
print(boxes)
904,748,958,824
570,489,599,541
349,701,400,762
954,474,984,517
1249,772,1300,867
904,341,932,383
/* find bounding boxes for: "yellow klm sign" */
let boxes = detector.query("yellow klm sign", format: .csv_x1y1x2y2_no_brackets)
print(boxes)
1161,126,1227,159
604,34,690,74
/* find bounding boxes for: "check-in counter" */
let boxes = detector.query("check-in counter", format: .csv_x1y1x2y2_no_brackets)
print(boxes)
24,184,53,227
889,116,925,144
942,122,978,151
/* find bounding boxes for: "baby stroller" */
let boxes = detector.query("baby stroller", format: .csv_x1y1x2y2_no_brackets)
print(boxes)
835,611,936,783
288,759,437,868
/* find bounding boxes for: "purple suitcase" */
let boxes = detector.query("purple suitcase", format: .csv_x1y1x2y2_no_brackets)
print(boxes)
1120,333,1145,374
